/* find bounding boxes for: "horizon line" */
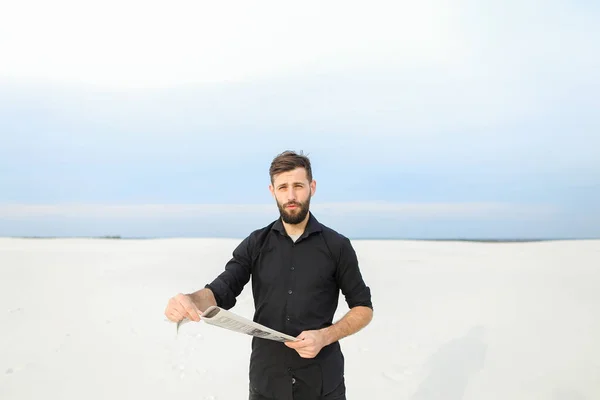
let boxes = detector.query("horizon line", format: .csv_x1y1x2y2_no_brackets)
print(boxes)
2,235,599,243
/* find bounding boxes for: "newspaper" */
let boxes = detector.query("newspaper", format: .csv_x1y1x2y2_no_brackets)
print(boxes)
176,306,299,342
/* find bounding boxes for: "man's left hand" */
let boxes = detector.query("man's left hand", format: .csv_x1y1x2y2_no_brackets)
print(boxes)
284,330,328,358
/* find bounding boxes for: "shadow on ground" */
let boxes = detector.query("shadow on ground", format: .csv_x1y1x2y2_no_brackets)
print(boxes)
411,325,487,400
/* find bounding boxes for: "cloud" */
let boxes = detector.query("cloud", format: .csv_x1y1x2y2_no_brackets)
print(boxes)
0,0,459,88
0,202,557,220
1,0,597,176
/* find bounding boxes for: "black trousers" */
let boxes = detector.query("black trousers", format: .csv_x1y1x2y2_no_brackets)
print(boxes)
249,378,346,400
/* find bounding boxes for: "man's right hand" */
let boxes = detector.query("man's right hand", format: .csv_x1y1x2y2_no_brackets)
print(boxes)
164,293,202,323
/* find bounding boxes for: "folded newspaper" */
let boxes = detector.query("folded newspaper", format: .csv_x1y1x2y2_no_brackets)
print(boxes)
176,306,299,342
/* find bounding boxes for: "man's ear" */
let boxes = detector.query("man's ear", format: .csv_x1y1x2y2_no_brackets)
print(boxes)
268,184,275,198
310,180,316,196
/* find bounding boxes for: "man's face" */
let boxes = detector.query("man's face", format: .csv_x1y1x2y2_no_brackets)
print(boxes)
269,167,316,225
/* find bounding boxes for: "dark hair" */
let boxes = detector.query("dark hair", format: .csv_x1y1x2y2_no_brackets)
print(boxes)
269,150,313,183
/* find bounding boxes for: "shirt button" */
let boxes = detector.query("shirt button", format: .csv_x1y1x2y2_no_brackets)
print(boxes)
290,265,295,270
288,289,293,295
286,315,290,321
292,378,296,384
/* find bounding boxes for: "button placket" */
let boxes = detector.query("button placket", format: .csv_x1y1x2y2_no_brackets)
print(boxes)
286,240,296,327
288,243,295,296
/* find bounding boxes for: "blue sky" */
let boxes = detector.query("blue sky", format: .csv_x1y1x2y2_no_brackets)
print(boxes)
0,0,598,239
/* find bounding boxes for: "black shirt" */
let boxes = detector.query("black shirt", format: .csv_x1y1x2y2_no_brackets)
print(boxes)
205,212,373,399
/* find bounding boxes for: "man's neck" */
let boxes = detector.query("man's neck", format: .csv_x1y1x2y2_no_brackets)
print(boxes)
283,213,310,236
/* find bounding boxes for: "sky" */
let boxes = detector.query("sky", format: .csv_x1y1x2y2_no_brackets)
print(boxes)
0,0,599,239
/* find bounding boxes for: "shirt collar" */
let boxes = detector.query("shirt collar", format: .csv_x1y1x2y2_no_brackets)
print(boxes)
271,211,323,238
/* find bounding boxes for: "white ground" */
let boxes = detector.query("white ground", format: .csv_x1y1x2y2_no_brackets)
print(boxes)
0,238,599,399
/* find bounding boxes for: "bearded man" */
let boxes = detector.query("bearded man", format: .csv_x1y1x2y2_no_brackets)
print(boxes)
164,150,373,400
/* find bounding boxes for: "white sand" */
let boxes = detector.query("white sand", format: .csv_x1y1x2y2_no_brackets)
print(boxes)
1,237,599,399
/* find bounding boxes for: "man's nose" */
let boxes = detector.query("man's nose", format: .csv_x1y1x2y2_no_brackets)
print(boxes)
286,187,297,200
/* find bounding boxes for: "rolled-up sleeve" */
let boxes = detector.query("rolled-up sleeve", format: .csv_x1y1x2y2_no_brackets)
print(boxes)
335,237,373,310
205,235,253,310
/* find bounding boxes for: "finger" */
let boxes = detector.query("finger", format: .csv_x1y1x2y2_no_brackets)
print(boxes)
178,295,201,322
168,296,186,312
288,332,306,345
183,303,201,322
165,303,184,322
288,341,305,349
305,350,316,358
298,350,314,358
171,301,189,319
288,339,308,348
165,309,182,322
164,308,175,321
169,309,185,321
167,299,190,321
165,314,178,322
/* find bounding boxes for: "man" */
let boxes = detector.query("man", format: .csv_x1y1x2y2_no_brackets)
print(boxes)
164,150,373,400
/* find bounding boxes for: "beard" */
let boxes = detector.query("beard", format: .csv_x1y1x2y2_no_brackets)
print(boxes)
276,194,311,225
